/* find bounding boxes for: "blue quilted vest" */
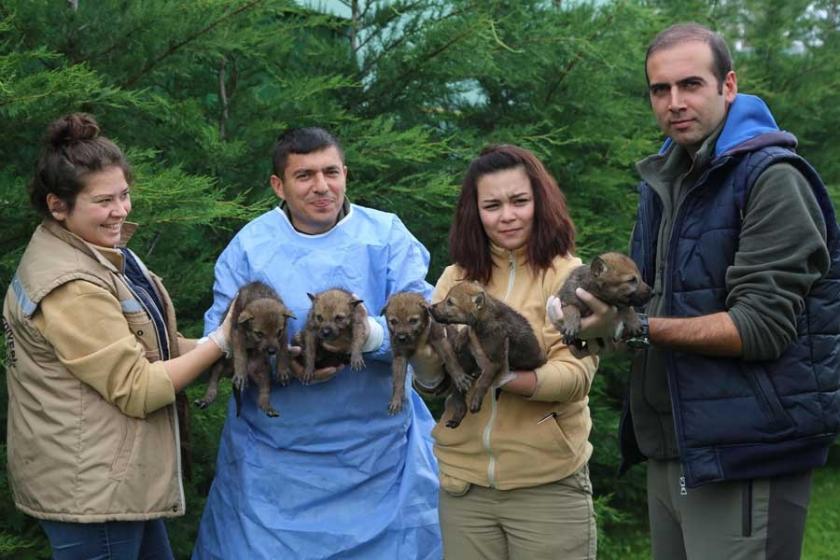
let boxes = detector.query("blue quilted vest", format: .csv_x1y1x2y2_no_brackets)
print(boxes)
623,95,840,487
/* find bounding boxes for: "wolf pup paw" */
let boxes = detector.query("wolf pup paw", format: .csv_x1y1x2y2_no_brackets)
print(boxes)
232,373,248,392
350,351,365,371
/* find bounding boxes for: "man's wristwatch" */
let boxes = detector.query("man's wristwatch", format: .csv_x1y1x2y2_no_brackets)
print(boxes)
624,313,650,350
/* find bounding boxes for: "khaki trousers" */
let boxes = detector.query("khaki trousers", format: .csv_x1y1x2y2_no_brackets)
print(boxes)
439,465,596,560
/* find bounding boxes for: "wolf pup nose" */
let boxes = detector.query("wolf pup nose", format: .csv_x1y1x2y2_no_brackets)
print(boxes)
554,252,651,357
294,288,368,384
382,291,471,415
194,281,295,418
430,282,546,419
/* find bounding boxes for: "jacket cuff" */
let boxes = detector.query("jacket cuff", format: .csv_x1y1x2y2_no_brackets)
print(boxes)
528,355,597,402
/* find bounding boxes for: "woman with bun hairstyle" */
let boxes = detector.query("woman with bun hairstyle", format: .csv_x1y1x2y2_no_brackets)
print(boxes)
3,113,232,559
412,144,598,559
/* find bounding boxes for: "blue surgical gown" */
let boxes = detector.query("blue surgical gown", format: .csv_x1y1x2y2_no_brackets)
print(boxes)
192,205,443,560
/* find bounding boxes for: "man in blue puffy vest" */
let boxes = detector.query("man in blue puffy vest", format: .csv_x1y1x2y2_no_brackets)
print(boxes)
550,23,840,559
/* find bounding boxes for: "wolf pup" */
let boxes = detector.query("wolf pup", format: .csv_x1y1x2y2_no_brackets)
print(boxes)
194,281,295,417
293,288,367,384
430,281,546,415
381,291,471,415
439,327,485,429
554,251,652,357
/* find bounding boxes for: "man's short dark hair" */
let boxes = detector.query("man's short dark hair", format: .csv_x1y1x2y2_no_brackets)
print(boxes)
645,23,733,93
272,127,344,177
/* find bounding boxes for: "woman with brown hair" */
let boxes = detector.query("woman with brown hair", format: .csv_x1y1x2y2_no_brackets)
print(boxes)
414,144,598,559
3,113,232,559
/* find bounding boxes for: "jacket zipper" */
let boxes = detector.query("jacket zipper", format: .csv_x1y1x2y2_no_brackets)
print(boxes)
484,251,518,488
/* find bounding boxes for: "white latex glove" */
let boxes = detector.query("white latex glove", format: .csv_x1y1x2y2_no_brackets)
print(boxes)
361,316,383,352
347,294,382,353
408,345,446,391
207,295,238,358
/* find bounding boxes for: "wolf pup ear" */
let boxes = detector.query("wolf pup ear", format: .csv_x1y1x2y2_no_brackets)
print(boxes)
590,256,607,277
379,303,389,316
472,292,485,309
307,292,317,302
238,310,254,325
284,310,297,320
351,298,364,307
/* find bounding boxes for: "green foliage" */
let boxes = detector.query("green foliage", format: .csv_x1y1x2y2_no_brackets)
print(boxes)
2,0,840,557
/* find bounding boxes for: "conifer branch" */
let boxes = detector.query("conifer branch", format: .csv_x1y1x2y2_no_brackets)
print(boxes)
218,56,229,141
377,24,475,108
121,0,265,88
543,9,617,104
359,5,469,80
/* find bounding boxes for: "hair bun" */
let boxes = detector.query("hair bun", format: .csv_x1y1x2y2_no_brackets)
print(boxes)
47,113,101,147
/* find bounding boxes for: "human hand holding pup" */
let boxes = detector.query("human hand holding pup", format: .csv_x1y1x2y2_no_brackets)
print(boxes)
547,288,623,338
164,295,239,393
289,345,345,384
546,288,625,355
207,294,238,357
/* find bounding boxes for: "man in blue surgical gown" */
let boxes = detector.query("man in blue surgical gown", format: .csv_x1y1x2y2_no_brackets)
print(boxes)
192,127,442,559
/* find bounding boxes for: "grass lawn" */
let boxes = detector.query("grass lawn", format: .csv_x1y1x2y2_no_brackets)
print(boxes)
803,464,840,560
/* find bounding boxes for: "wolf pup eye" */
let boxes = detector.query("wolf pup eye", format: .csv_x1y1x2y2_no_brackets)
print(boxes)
316,314,323,322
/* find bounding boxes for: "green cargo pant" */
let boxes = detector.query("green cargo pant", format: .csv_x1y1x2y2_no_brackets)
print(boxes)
647,459,812,560
439,464,596,560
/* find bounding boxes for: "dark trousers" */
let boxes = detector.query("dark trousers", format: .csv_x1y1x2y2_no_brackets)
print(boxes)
647,459,812,560
40,518,174,560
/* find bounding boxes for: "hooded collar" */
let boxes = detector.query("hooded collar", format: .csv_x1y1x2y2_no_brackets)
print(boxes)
657,93,798,159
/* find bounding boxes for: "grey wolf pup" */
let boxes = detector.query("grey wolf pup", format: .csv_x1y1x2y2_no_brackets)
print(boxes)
292,288,367,384
194,281,295,417
381,291,471,415
429,281,546,416
555,252,651,357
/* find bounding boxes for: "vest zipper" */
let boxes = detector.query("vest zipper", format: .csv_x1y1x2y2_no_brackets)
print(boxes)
662,158,730,486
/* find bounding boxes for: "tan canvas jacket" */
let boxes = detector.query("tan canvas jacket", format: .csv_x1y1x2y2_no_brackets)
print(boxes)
3,220,186,522
430,245,598,493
